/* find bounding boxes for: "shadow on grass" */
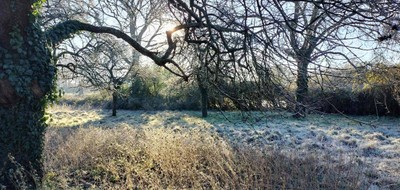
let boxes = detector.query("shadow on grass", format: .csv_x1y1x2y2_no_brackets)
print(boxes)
46,106,400,188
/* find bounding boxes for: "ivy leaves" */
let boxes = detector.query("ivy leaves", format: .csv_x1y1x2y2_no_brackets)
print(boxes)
45,20,82,46
0,22,56,101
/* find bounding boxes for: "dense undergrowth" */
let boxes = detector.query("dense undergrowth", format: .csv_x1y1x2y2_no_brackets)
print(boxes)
41,125,369,189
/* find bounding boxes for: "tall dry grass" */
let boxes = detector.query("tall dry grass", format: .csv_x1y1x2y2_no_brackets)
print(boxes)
43,125,368,189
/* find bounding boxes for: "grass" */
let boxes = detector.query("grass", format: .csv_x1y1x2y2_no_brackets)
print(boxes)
30,103,400,189
36,105,391,189
43,126,366,189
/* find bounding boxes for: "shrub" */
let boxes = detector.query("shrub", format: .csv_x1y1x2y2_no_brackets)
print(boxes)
310,87,400,116
58,91,110,108
308,64,400,116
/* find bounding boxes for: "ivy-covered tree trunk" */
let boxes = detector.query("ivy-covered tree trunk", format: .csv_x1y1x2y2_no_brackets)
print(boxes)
0,1,56,188
0,102,49,188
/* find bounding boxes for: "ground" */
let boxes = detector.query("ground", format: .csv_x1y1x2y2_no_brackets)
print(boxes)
46,105,400,189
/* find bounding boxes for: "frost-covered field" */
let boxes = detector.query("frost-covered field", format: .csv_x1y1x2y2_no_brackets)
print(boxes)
47,105,400,189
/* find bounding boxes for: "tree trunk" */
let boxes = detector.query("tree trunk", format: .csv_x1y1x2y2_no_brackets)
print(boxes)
196,70,208,118
294,61,309,118
0,1,56,188
112,91,117,116
199,84,208,118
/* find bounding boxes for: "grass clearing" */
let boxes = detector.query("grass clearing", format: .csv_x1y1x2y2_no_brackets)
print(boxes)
44,126,366,189
41,105,400,189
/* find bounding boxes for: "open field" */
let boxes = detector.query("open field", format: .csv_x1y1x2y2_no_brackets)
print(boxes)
43,104,400,189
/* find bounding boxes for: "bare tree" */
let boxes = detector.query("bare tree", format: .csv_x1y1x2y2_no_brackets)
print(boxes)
45,0,170,116
62,36,135,116
166,0,399,116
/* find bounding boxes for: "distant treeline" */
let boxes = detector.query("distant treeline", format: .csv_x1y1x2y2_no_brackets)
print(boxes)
59,64,400,116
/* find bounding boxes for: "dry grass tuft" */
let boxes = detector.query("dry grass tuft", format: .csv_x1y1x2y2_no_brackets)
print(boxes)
43,125,368,189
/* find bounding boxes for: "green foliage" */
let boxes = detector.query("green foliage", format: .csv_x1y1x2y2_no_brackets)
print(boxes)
31,0,47,17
